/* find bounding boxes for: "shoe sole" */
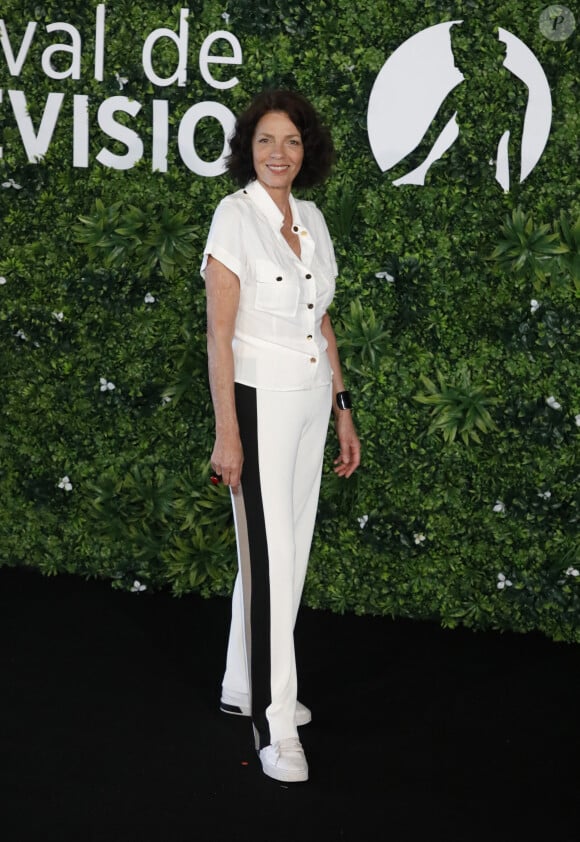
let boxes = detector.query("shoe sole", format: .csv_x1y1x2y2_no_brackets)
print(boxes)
219,702,245,716
260,758,308,783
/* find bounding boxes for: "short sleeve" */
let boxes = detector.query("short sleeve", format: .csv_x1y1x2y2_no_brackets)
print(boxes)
200,197,245,280
313,204,339,279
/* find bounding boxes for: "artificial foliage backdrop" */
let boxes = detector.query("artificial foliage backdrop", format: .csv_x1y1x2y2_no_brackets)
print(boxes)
1,0,578,641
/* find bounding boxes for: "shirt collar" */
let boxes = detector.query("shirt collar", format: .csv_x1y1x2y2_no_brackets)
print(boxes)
244,179,303,233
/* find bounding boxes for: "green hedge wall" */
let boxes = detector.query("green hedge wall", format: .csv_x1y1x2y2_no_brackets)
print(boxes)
1,0,578,641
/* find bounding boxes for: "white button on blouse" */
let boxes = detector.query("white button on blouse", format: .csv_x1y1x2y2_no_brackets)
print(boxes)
201,179,338,391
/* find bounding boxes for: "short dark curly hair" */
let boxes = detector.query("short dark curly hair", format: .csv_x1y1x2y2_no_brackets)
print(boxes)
226,89,335,189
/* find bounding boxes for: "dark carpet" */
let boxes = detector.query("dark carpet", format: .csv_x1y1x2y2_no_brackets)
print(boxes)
1,566,578,842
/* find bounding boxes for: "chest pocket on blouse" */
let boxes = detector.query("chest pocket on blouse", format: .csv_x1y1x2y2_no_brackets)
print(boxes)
254,259,300,318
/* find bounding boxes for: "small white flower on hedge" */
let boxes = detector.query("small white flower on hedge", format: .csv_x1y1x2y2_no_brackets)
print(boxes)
99,377,116,391
115,72,128,89
357,514,369,529
221,12,230,23
58,476,73,491
144,292,155,303
413,532,426,544
0,276,7,285
2,178,22,189
565,567,579,577
130,579,146,592
530,299,540,314
161,395,172,405
493,500,505,513
575,415,580,427
52,311,64,321
375,271,395,283
537,490,552,500
546,396,562,410
16,329,27,340
497,573,513,589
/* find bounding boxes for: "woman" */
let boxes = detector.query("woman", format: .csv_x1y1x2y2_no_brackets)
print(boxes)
201,90,360,783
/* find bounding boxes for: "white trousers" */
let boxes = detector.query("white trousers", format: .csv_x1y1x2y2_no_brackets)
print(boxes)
222,382,332,749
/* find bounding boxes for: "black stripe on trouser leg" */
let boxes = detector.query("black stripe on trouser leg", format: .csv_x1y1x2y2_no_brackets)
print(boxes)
234,382,272,750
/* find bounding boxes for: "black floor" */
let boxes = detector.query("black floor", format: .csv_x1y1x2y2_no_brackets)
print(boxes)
1,566,579,842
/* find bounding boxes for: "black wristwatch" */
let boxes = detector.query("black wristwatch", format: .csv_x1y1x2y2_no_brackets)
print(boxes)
335,391,352,410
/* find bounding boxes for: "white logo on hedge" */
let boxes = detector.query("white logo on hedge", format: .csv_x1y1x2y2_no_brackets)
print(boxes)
367,21,552,191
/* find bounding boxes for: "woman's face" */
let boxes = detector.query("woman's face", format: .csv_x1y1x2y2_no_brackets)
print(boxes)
252,111,304,196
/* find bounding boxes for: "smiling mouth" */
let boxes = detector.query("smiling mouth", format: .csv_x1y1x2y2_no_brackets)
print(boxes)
267,165,290,173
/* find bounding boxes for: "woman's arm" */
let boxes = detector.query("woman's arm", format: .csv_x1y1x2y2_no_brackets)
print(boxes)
321,312,361,478
204,255,244,492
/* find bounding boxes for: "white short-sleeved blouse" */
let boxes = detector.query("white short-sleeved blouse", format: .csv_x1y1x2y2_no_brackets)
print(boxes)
200,179,338,391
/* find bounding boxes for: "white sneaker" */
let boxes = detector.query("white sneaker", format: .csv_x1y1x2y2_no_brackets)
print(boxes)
259,738,309,783
220,694,312,727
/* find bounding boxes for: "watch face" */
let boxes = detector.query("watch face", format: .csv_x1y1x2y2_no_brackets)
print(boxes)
337,392,352,410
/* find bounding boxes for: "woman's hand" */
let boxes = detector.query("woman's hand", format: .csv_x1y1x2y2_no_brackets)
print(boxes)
211,430,244,493
333,411,361,478
205,255,242,491
319,313,361,479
